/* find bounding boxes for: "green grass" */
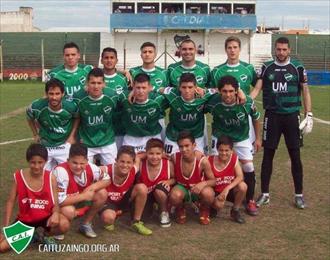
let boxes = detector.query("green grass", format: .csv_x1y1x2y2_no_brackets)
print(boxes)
309,86,330,121
0,81,44,116
0,81,329,259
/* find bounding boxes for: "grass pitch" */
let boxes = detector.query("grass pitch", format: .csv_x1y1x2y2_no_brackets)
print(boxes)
0,81,329,259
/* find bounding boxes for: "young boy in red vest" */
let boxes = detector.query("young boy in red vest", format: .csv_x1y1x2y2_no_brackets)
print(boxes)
52,143,110,239
208,136,247,223
169,131,216,225
99,146,152,235
138,138,175,227
0,144,69,252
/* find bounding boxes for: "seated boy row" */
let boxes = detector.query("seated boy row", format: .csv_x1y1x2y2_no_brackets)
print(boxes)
1,132,250,252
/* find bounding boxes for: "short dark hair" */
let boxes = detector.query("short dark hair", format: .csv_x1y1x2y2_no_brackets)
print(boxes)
180,39,196,48
134,73,150,84
117,145,136,161
179,73,196,86
225,36,241,49
101,47,117,58
275,37,290,47
87,68,104,81
146,138,164,151
217,75,239,91
26,143,48,161
45,78,65,93
177,130,195,144
216,135,234,150
63,42,80,53
140,42,156,51
69,143,88,158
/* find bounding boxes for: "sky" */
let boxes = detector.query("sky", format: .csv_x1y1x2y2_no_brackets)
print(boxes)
1,0,329,31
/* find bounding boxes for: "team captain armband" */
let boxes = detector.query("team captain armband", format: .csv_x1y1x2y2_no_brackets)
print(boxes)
256,67,263,79
302,69,308,83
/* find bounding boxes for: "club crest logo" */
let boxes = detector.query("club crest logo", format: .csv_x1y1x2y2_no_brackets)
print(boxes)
268,74,275,81
3,221,35,254
115,86,123,95
240,74,248,82
104,106,112,114
236,112,246,121
155,78,163,86
196,75,204,84
147,108,156,115
79,76,86,85
284,73,293,81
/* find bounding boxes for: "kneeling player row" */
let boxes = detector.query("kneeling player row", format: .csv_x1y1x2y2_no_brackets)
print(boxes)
1,132,250,252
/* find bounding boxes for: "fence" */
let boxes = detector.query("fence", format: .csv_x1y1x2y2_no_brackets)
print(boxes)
0,32,100,80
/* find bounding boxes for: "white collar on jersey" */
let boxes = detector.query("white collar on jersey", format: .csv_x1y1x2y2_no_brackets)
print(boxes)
221,101,236,107
275,57,291,66
104,73,117,78
181,96,195,103
48,106,63,113
181,63,196,70
142,67,156,72
88,94,104,101
226,61,240,67
135,99,149,104
64,66,78,73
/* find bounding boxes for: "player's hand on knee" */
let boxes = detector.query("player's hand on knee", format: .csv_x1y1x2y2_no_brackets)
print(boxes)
47,212,60,227
299,112,313,135
219,188,229,201
82,189,95,201
216,194,226,208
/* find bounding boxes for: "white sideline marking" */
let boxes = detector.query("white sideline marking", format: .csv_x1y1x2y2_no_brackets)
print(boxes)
0,138,33,146
0,107,26,120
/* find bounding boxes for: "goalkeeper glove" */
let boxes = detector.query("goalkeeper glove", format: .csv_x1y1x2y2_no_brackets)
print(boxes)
299,112,313,135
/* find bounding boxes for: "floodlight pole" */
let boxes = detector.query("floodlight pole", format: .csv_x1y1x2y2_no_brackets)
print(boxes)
41,39,45,81
0,40,3,82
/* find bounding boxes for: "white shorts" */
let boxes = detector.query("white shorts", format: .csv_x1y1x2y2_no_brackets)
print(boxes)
203,115,209,154
164,136,204,155
45,142,71,171
210,135,253,161
123,134,161,153
159,118,166,141
88,142,117,165
115,135,124,150
248,115,256,153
